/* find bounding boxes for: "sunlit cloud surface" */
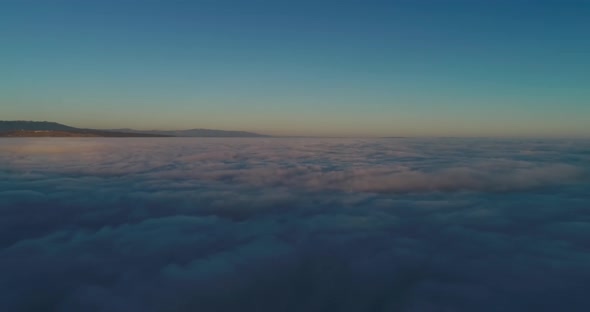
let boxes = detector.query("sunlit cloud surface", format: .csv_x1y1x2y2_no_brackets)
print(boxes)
1,138,589,311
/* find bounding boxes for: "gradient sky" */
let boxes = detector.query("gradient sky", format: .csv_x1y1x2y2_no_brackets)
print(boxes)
1,0,589,137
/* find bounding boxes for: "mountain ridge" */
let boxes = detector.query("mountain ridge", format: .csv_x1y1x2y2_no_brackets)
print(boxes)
108,128,269,137
0,121,268,137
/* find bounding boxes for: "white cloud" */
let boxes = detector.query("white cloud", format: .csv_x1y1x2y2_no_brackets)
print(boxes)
1,138,589,311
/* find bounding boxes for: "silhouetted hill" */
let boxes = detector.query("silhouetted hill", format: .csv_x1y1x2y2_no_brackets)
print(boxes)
109,128,269,137
0,121,169,137
0,121,268,137
0,121,78,132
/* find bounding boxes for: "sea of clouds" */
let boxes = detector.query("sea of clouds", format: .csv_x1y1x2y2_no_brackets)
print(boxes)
1,137,589,311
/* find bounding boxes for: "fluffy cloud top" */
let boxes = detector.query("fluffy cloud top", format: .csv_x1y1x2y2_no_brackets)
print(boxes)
1,138,589,311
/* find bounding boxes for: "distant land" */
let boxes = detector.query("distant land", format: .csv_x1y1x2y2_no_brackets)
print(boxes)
0,121,268,138
108,128,269,138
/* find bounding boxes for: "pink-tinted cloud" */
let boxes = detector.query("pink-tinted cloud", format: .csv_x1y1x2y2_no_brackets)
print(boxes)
1,138,589,311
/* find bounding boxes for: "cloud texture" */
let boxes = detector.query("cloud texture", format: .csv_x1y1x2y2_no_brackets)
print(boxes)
1,137,589,311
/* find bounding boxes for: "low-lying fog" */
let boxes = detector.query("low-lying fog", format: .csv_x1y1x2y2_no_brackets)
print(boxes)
1,138,589,311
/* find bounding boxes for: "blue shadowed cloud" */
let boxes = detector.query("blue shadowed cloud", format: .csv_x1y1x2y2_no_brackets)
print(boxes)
1,138,590,311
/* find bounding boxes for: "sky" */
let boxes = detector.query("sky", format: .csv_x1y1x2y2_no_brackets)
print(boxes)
1,0,589,137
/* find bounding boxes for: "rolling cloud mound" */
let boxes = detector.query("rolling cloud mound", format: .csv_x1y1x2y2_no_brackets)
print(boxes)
1,138,589,311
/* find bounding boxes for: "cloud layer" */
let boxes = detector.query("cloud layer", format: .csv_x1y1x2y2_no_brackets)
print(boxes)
1,137,589,311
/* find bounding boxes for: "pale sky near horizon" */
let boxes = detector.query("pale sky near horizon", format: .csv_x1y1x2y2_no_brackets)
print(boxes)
1,0,589,137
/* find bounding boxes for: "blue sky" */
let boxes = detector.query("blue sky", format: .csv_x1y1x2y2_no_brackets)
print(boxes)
1,0,589,136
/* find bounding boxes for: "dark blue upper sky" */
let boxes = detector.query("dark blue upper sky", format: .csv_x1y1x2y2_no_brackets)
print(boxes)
2,0,589,136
